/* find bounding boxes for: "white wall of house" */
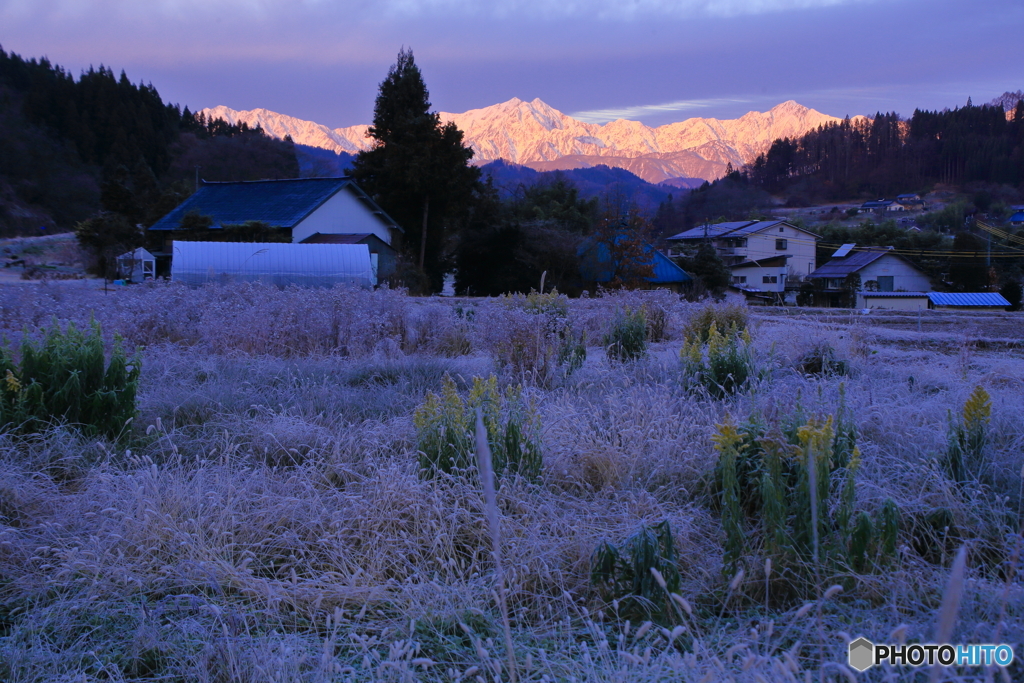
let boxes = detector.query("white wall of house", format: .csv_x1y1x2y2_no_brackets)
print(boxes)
731,264,788,292
291,188,395,245
736,225,817,279
857,254,932,292
857,294,930,310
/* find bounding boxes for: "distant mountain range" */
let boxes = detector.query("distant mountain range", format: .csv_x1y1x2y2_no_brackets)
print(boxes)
202,99,846,185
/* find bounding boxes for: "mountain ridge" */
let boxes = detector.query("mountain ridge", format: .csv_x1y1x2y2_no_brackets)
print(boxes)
202,99,848,184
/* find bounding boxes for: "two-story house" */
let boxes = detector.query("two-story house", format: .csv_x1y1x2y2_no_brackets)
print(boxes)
665,220,819,294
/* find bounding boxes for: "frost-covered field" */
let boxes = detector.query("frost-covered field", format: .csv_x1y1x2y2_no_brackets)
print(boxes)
0,281,1022,682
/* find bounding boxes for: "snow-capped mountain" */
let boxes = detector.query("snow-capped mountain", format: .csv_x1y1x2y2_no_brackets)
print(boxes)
201,99,844,183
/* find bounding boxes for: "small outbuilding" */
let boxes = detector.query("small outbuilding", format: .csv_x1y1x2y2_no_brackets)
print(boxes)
927,292,1011,310
171,241,375,289
858,291,931,310
116,247,156,283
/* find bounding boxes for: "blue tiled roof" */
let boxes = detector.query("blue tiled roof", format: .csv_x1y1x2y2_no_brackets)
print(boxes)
579,237,691,284
928,292,1010,307
150,178,400,232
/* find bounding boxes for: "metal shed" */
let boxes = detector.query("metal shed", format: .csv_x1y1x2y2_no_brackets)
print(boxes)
171,241,375,288
928,292,1010,310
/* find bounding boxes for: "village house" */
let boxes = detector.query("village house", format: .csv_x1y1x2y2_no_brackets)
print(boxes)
149,177,403,282
807,244,932,307
579,236,691,292
665,220,819,295
895,194,926,210
860,199,904,213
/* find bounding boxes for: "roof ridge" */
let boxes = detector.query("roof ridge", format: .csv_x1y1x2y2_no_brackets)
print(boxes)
201,177,350,185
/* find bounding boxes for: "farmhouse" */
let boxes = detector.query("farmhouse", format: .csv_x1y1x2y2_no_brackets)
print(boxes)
665,219,819,287
579,237,691,292
808,244,932,307
149,177,403,282
860,199,903,213
895,194,925,210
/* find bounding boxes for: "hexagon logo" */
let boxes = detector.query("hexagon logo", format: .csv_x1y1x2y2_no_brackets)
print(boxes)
848,637,875,672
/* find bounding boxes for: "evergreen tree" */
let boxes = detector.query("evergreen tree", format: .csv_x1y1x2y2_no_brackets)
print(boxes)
351,48,482,292
674,242,731,296
949,232,989,292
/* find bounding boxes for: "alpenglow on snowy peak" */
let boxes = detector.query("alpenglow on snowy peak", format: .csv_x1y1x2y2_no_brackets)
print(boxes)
201,99,844,184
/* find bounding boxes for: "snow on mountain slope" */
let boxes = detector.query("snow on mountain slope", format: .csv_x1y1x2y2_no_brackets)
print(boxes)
200,98,843,182
203,105,371,155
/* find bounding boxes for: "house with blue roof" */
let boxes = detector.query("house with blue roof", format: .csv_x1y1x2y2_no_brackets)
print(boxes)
149,177,404,280
578,235,691,292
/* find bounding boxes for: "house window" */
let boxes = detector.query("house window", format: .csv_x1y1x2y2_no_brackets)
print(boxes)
776,239,787,250
779,227,784,232
763,275,778,284
733,275,747,284
877,275,894,292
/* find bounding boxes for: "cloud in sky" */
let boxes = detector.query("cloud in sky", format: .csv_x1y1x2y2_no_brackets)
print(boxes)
1,0,1021,129
572,98,755,124
2,0,870,21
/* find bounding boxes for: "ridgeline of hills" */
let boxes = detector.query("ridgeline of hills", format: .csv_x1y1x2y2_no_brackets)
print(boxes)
204,98,846,185
1,44,1022,239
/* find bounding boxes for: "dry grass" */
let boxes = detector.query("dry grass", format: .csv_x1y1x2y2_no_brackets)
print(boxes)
0,282,1022,681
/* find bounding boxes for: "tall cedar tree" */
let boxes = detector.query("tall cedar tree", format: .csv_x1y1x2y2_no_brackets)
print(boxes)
351,49,481,292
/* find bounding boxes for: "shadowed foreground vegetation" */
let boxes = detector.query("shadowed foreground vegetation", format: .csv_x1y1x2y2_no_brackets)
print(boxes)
0,281,1022,681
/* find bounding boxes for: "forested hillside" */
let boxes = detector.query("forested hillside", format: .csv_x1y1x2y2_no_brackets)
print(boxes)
745,95,1024,200
0,47,299,237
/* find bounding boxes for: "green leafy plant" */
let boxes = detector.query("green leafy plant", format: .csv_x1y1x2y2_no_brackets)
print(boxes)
681,303,749,344
0,320,140,440
591,520,680,622
604,308,647,362
943,385,991,486
413,374,542,480
557,329,587,375
797,342,850,377
713,405,900,601
680,321,756,397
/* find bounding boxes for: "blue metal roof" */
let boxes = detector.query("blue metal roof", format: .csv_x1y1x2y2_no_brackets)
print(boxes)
150,178,401,232
928,292,1010,307
1009,211,1024,223
579,237,691,284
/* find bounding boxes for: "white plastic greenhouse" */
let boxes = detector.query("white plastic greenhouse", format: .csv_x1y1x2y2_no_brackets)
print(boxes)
171,241,375,288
